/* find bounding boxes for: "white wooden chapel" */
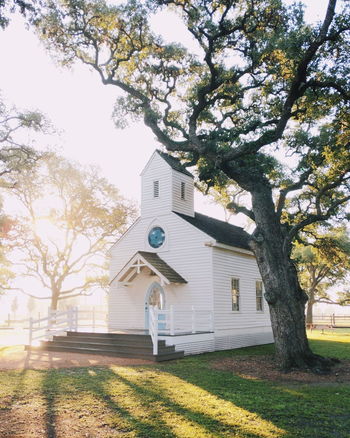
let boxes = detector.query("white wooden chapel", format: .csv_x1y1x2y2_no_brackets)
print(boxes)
108,150,273,355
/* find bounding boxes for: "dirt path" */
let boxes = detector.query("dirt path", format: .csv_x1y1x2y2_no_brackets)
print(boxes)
0,345,153,370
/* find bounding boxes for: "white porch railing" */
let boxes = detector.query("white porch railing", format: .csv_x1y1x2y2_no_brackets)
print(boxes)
149,305,214,355
149,305,159,355
28,307,78,345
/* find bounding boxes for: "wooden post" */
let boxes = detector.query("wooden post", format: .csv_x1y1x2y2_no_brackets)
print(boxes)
155,306,158,355
170,305,174,335
47,308,52,336
191,306,196,333
74,307,78,331
29,317,33,345
151,306,158,356
68,307,73,331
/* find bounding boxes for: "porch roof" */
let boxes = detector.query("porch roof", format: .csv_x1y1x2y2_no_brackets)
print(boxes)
112,251,187,286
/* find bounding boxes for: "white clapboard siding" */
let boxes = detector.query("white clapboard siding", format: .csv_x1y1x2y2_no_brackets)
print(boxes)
171,170,194,217
109,212,214,330
212,247,272,332
160,333,215,356
214,332,274,351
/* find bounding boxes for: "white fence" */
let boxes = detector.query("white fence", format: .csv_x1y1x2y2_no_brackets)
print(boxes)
149,306,213,355
28,307,78,345
313,314,350,327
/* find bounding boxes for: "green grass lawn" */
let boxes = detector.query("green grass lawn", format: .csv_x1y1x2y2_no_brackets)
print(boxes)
0,332,349,438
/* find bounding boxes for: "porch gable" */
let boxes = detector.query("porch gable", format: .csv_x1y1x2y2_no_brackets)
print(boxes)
111,251,187,287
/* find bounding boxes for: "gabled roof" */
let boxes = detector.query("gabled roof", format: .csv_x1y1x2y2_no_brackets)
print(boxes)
138,251,187,283
112,251,187,286
156,150,193,178
175,212,251,251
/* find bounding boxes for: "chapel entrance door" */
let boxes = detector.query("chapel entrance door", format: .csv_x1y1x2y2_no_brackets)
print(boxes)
144,282,165,330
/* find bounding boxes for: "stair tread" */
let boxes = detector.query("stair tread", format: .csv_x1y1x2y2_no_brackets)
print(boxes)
63,337,154,344
43,340,175,353
26,344,184,361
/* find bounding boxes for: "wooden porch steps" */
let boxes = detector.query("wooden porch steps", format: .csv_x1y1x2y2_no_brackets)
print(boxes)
25,331,184,362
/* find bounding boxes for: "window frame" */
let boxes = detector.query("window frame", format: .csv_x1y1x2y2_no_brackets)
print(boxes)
231,277,240,312
256,280,264,312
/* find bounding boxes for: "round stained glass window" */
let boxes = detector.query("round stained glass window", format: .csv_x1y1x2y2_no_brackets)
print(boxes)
148,226,165,248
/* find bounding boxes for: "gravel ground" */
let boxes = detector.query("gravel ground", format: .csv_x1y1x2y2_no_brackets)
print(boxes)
0,345,153,370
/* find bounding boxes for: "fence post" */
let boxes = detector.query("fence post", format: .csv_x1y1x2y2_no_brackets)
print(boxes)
154,306,158,355
170,305,174,335
46,308,52,339
68,307,73,331
29,317,33,345
74,307,79,331
191,306,196,333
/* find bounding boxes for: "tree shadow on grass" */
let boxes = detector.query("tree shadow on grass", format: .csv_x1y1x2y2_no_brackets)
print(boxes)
39,365,285,438
41,370,57,438
40,367,180,438
157,348,350,438
108,367,283,438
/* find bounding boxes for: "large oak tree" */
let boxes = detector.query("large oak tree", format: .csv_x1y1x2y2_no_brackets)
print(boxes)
36,0,350,371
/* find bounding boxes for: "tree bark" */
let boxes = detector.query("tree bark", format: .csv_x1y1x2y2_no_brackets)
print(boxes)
249,185,337,372
50,290,59,311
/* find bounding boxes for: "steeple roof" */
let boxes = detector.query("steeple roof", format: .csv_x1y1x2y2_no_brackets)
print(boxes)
156,150,193,178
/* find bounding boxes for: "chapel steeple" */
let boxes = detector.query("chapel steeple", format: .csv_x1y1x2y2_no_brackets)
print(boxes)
140,150,194,218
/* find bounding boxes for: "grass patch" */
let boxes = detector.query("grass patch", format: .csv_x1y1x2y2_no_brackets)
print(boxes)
0,332,349,437
307,329,350,359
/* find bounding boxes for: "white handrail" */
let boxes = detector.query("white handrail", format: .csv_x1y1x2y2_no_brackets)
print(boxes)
148,306,214,354
149,305,158,355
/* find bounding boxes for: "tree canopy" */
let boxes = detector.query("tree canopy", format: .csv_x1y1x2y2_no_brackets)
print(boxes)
35,0,350,371
37,0,350,240
0,96,49,292
0,0,42,29
4,153,137,310
0,96,48,188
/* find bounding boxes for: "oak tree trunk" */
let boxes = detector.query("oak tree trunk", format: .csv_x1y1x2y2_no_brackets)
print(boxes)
50,291,59,311
249,186,337,372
